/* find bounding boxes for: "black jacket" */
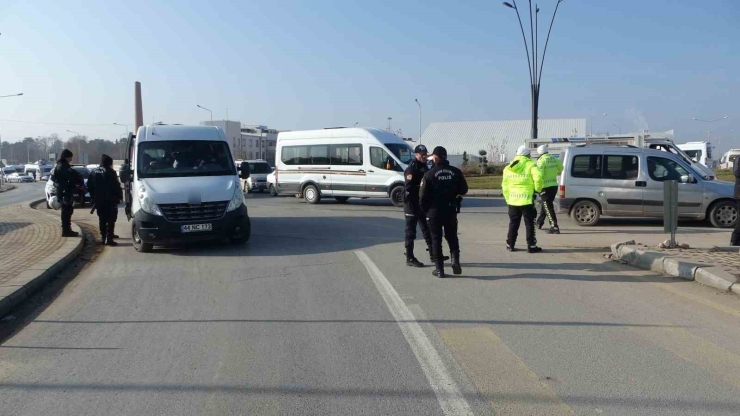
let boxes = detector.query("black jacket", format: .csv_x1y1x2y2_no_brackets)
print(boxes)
403,158,428,211
734,157,740,199
419,160,468,213
88,166,123,205
52,159,77,199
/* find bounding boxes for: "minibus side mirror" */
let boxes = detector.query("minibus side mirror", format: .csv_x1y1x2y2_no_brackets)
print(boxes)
119,164,133,183
239,161,250,179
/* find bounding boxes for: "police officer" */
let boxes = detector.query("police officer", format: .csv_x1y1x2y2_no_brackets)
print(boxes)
731,155,740,246
88,154,123,246
403,145,434,267
535,144,563,234
420,146,468,278
502,145,543,253
53,149,79,237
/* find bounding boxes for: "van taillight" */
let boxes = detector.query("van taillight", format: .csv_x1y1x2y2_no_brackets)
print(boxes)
559,185,565,198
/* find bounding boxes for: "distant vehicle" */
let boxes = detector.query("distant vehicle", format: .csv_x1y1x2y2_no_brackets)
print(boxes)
557,146,736,228
45,165,91,208
274,127,412,207
719,149,740,170
239,159,272,193
526,133,717,180
267,171,278,196
118,125,251,252
7,172,34,183
2,166,17,182
677,142,714,169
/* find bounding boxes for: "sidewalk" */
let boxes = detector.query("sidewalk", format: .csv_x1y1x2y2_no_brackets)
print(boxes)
0,203,83,316
0,184,15,193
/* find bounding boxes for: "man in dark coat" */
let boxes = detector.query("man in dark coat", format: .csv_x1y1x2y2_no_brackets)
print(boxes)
732,157,740,246
53,149,79,237
87,154,123,246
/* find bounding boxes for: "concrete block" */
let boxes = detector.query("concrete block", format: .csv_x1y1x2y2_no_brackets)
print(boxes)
695,267,738,292
618,245,638,263
731,284,740,296
663,258,705,281
611,240,636,257
633,250,668,273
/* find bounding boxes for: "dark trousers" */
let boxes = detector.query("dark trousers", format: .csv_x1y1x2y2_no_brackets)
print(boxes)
96,201,116,240
427,209,459,264
404,204,432,256
732,199,740,246
537,186,559,228
61,203,74,232
507,204,537,247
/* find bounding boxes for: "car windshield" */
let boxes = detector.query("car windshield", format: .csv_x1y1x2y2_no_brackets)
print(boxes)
249,163,272,174
137,140,235,178
384,143,414,165
72,167,90,179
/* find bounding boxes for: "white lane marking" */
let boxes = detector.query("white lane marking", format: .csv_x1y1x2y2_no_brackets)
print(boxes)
355,250,474,416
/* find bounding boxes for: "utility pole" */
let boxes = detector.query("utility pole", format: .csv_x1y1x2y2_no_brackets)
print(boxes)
387,117,392,131
415,99,422,143
503,0,564,139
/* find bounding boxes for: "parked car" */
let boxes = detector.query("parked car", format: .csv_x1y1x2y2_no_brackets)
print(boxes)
7,171,34,183
240,159,272,193
45,166,91,208
557,146,737,228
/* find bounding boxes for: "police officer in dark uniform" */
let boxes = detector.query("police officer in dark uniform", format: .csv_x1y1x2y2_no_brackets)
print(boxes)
88,154,123,246
404,145,434,267
419,146,468,278
53,149,79,237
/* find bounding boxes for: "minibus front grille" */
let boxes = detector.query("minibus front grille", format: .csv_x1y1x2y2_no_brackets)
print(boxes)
159,201,229,222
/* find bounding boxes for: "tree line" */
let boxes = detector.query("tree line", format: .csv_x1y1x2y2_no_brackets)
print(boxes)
0,135,127,166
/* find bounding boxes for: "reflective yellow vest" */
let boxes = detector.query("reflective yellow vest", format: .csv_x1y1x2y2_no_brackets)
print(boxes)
536,153,564,188
502,156,543,206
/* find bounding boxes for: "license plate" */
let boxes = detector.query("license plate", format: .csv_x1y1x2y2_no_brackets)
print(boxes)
181,223,212,233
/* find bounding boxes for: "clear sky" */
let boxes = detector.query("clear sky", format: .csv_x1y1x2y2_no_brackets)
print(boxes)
0,0,738,151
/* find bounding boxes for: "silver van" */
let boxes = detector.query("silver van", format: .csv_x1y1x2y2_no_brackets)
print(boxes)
557,146,737,228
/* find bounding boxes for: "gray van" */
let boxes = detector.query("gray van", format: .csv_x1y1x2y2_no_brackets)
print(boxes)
557,146,737,228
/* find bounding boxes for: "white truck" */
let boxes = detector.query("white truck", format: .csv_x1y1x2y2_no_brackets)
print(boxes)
525,133,717,180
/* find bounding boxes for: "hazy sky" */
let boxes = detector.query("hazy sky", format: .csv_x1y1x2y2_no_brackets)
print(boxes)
0,0,738,151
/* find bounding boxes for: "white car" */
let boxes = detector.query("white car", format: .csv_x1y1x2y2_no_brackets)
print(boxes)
240,159,273,193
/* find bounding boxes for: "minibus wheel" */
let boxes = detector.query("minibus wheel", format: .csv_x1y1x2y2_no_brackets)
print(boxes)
303,184,321,204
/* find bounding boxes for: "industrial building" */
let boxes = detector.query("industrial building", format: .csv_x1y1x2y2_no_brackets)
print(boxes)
421,118,586,164
199,120,282,164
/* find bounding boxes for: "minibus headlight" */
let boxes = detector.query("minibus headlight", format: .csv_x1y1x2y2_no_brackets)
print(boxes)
227,180,244,212
138,186,163,216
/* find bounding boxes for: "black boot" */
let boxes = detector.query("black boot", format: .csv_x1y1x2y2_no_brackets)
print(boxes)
99,223,107,245
451,251,462,275
527,245,543,253
62,229,79,237
106,234,118,246
506,242,516,252
432,260,446,278
406,253,424,268
547,227,560,234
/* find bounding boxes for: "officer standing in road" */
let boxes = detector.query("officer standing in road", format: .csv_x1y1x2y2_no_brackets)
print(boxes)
403,145,434,267
535,144,563,234
88,154,123,246
419,146,468,278
502,145,543,253
53,149,79,237
731,156,740,246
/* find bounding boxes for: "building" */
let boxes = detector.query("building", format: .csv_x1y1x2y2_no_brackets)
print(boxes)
240,125,280,165
199,120,243,155
421,118,586,164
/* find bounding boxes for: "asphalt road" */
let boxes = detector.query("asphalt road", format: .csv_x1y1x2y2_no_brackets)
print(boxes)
2,193,740,415
0,182,46,207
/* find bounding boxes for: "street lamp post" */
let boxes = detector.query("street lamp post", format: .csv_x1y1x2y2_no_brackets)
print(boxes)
0,93,23,99
387,117,392,131
693,116,728,154
197,104,213,123
67,130,81,163
415,99,422,143
503,0,564,139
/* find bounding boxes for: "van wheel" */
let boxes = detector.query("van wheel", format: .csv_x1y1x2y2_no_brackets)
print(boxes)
334,196,349,203
390,186,404,208
709,200,737,228
132,224,153,253
231,217,251,244
303,184,321,204
571,200,600,226
269,185,278,197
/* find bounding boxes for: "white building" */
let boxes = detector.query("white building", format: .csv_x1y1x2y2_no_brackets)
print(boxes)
240,125,280,165
421,118,586,164
199,120,243,155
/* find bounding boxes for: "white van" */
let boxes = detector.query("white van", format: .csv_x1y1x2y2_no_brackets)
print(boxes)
119,125,251,252
677,141,714,169
273,128,413,207
719,149,740,170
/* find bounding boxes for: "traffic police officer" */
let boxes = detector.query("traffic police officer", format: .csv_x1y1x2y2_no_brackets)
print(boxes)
419,146,468,278
53,149,79,237
88,154,123,246
404,145,434,267
535,144,563,234
502,145,543,253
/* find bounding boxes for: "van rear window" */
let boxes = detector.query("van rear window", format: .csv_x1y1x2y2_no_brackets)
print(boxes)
571,155,602,179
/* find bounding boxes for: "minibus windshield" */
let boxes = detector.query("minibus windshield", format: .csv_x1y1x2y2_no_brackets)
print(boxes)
384,143,414,165
138,140,235,178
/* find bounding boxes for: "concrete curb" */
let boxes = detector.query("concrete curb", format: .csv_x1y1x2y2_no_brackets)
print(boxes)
0,184,17,193
0,204,84,318
611,241,739,294
466,189,502,197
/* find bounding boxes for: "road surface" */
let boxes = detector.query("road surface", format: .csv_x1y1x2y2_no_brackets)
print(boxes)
0,182,46,208
1,193,739,415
